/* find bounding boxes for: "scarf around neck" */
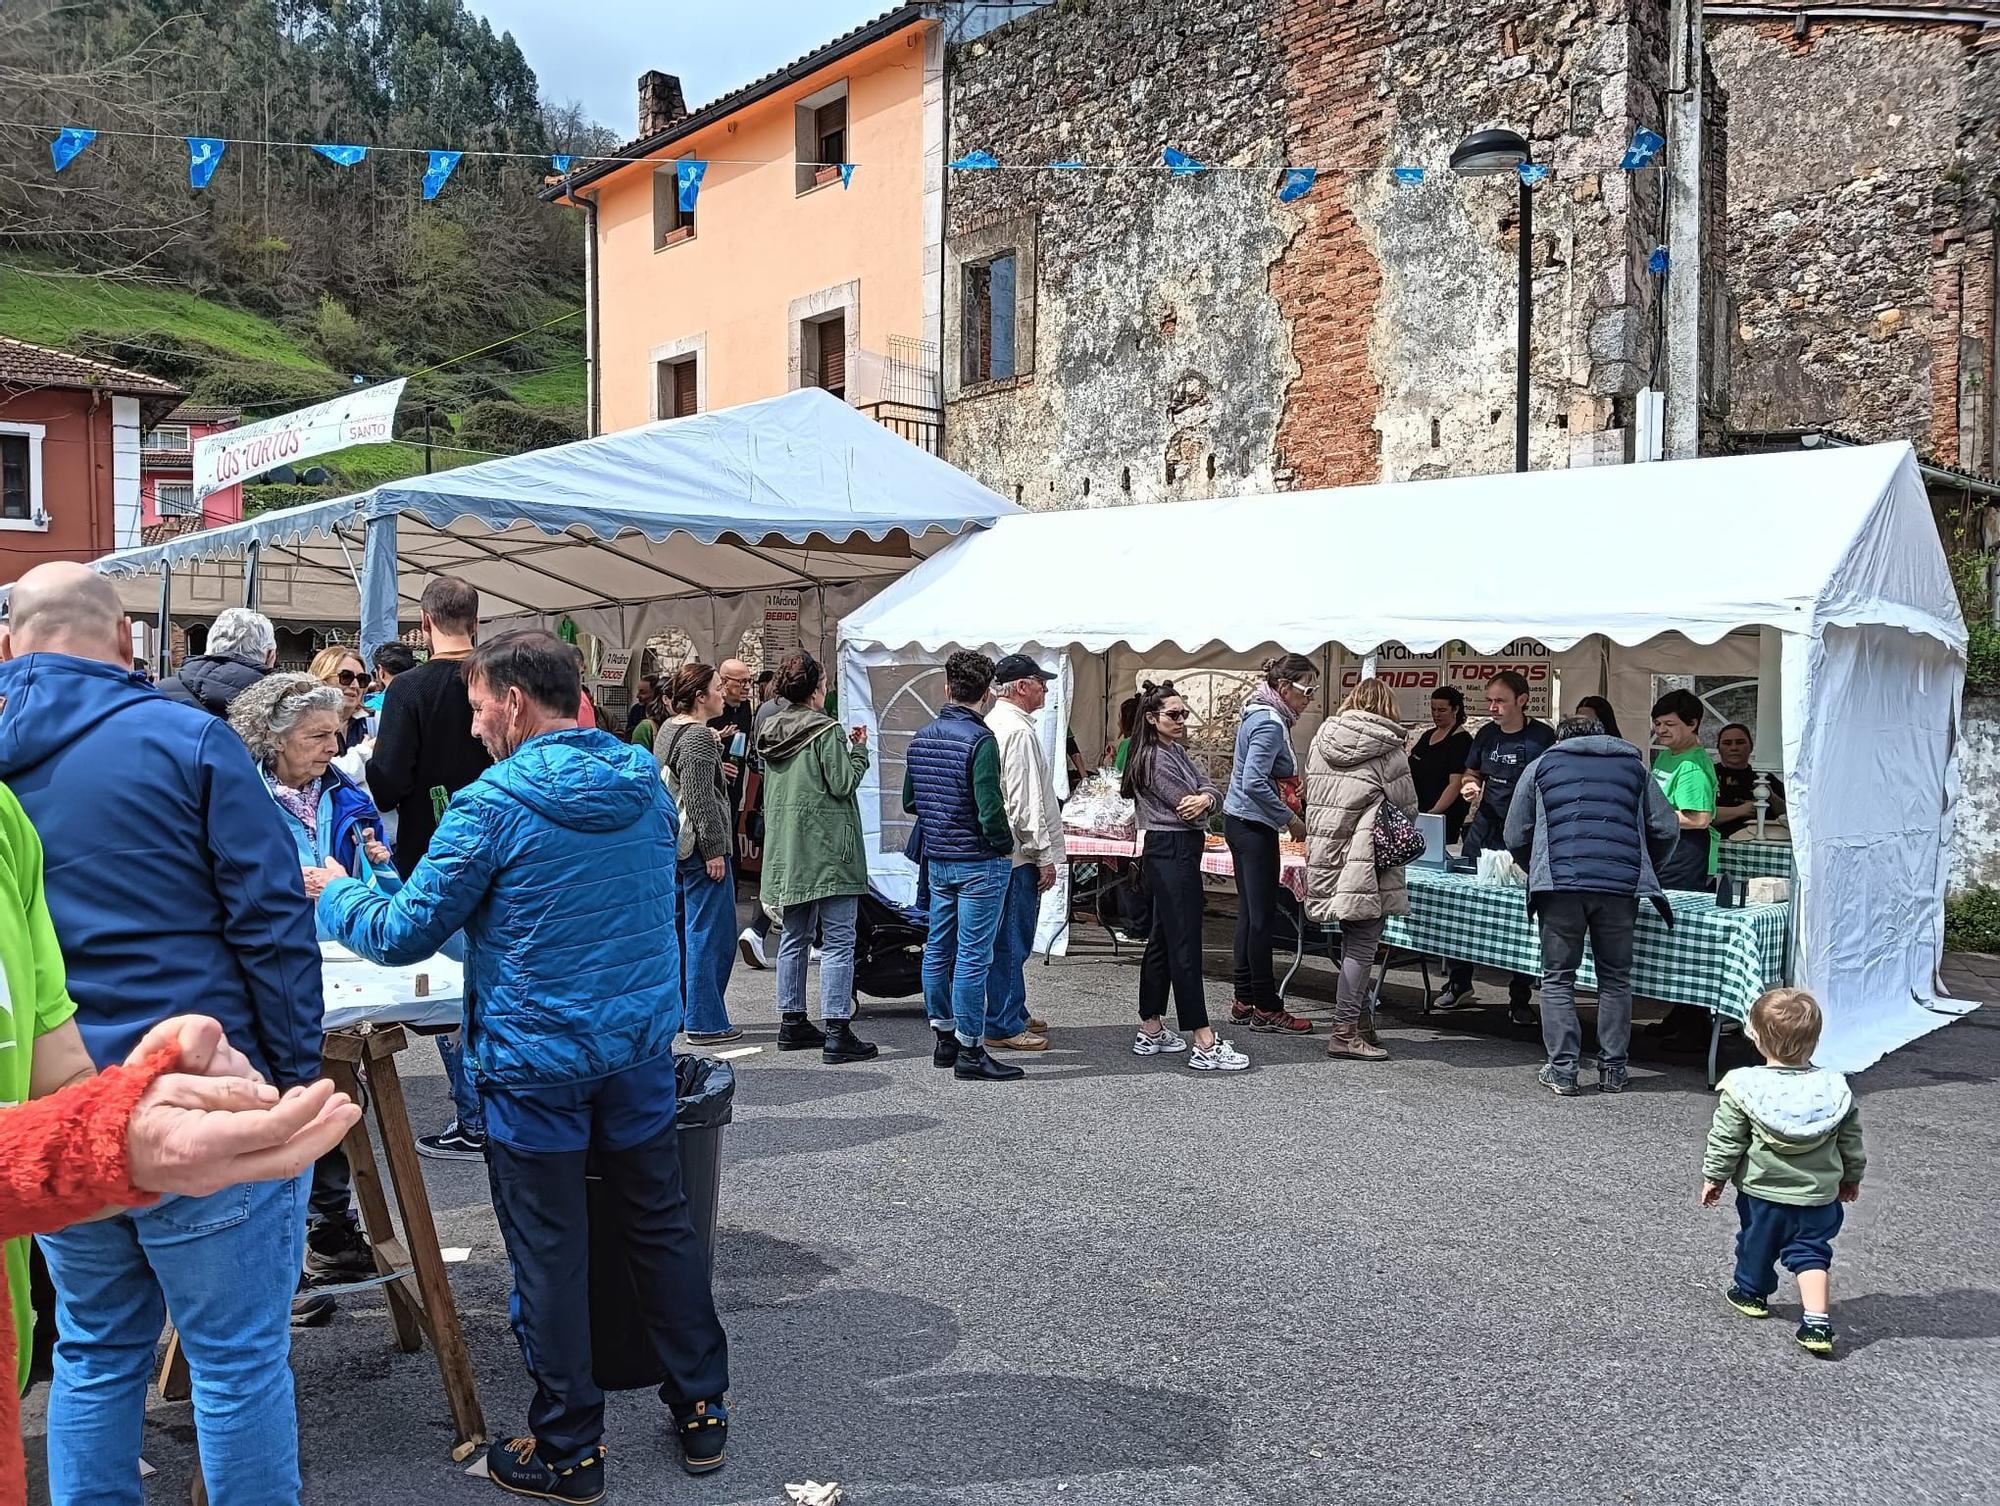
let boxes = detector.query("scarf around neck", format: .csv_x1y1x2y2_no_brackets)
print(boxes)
1249,682,1300,729
264,767,324,844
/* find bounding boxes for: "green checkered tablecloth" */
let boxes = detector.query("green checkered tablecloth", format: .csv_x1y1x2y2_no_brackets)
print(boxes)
1717,839,1794,884
1381,867,1790,1022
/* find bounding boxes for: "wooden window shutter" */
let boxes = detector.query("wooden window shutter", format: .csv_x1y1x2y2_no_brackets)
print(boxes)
673,361,698,417
817,316,846,395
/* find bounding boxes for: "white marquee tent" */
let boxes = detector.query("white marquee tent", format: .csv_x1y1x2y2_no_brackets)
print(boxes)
64,389,1014,661
840,441,1971,1072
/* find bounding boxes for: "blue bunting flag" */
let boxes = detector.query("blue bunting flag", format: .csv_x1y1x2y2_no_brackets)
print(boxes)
312,143,367,167
50,127,95,172
838,162,855,189
949,149,998,170
1278,167,1317,203
1162,147,1204,176
1620,127,1665,171
422,150,462,200
676,159,706,212
1392,166,1424,185
1647,246,1669,276
187,136,225,189
551,154,574,174
1517,162,1550,186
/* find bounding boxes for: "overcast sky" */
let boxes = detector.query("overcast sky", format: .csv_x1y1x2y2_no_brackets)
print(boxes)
466,2,898,135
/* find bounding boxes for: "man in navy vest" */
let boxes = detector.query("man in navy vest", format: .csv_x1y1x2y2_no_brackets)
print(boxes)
902,650,1020,1082
1504,713,1681,1098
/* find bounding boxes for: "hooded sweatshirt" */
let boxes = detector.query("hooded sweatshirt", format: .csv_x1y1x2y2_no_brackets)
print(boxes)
320,727,682,1088
1304,709,1420,924
756,701,869,909
1703,1064,1866,1206
0,652,323,1088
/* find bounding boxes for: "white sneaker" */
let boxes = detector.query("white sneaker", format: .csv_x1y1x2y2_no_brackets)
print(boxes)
1187,1037,1250,1072
1131,1025,1188,1056
738,928,769,970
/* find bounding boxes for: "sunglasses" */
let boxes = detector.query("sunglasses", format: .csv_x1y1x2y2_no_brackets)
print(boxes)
1288,681,1318,699
1160,708,1191,723
334,670,371,688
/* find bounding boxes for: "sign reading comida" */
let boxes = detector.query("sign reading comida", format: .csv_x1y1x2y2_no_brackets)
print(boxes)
193,378,407,502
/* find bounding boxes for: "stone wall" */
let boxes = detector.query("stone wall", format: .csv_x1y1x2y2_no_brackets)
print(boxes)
1953,695,2000,892
1709,12,1997,470
943,0,1709,505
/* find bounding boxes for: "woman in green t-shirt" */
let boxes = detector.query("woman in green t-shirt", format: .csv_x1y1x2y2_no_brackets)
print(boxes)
1649,689,1718,891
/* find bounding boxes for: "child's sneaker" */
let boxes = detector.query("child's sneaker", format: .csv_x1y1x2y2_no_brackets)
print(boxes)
1725,1287,1770,1320
1795,1317,1836,1357
1132,1025,1188,1056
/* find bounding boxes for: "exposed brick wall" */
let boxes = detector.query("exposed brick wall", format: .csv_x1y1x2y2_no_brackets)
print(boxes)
1268,0,1393,488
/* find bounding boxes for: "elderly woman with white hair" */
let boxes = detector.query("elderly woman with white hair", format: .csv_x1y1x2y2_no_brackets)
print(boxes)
159,606,277,717
228,673,401,915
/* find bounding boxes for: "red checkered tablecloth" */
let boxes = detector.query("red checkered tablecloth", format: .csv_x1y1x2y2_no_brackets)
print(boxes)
1064,830,1307,900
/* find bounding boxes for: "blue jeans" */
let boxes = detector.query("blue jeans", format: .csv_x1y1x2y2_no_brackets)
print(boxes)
437,1028,486,1137
677,854,738,1034
924,857,1011,1045
984,863,1041,1037
41,1174,310,1506
777,895,857,1022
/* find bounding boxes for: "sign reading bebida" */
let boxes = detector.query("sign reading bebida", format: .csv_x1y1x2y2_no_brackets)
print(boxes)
193,378,407,501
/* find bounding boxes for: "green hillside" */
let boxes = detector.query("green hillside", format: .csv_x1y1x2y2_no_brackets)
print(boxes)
0,264,582,507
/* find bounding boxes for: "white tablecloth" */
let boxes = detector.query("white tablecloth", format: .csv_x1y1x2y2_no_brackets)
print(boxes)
321,940,465,1032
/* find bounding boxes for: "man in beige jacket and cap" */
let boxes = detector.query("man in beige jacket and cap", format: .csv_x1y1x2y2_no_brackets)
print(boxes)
982,653,1064,1050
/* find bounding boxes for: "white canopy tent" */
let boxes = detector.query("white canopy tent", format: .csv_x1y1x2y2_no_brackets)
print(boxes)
839,442,1970,1072
63,390,1014,665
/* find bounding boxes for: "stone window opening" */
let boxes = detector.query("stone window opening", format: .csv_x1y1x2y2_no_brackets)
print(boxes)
652,155,697,249
796,81,849,194
657,354,699,418
962,251,1019,385
801,311,848,399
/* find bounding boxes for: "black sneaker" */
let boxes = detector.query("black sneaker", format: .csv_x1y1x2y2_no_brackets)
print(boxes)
1726,1287,1770,1320
1431,982,1481,1014
669,1396,728,1475
1537,1063,1581,1097
486,1437,606,1502
303,1219,375,1285
1795,1317,1836,1357
1597,1064,1630,1095
417,1121,488,1161
1507,990,1537,1027
776,1014,827,1052
932,1028,959,1068
291,1273,336,1328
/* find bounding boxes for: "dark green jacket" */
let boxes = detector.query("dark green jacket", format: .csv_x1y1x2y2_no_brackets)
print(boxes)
756,702,869,908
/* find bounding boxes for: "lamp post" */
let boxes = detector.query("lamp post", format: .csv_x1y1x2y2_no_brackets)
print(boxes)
1450,127,1533,473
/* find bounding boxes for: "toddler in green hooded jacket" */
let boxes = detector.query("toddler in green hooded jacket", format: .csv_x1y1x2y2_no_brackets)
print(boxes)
1701,986,1865,1357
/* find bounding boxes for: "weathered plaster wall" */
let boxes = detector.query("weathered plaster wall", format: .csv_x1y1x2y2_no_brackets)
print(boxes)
1952,696,2000,892
1710,17,1993,466
945,0,1695,504
943,0,1294,510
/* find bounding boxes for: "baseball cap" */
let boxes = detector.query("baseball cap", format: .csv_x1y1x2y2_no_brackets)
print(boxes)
992,653,1056,685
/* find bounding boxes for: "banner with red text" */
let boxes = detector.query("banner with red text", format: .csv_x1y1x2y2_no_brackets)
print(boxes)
193,378,406,501
1342,639,1554,721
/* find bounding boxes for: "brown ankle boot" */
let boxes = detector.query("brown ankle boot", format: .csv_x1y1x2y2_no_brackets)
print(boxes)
1326,1023,1389,1060
1360,1011,1380,1047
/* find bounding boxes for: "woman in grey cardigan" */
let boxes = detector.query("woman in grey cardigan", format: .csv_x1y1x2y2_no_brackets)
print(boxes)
657,663,740,1043
1121,683,1249,1073
1223,652,1318,1036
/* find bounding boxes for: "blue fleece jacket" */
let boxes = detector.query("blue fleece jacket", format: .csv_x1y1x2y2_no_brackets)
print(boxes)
317,727,682,1088
0,652,323,1086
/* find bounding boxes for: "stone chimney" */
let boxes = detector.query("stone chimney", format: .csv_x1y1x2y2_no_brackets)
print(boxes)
637,71,688,138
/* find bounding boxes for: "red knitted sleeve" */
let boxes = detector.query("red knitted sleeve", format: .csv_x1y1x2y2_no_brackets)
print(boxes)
0,1045,177,1240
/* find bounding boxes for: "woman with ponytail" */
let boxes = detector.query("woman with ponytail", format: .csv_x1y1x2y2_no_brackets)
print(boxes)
1223,653,1319,1036
1121,683,1249,1072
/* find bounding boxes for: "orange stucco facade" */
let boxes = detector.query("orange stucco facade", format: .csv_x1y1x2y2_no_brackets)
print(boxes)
581,21,942,433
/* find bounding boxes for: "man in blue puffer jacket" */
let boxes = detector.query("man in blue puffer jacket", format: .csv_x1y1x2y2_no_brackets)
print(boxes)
311,630,729,1503
1505,714,1682,1099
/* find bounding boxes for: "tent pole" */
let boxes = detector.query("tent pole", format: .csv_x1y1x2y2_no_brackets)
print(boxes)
155,566,172,680
242,540,261,609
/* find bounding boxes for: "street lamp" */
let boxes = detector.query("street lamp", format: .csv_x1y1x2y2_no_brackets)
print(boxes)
1451,127,1533,473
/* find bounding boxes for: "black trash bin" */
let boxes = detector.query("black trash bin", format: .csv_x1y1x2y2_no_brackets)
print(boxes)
586,1053,735,1391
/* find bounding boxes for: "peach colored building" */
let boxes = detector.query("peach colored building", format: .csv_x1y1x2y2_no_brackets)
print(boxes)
549,5,944,443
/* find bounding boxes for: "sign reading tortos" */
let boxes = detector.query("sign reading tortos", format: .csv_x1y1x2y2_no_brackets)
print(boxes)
193,378,407,501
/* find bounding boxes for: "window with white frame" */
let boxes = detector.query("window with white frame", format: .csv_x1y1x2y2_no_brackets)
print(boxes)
142,424,190,452
653,155,696,249
156,481,197,516
0,423,46,528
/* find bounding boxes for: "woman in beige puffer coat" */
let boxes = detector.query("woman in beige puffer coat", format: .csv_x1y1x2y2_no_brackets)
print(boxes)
1305,677,1419,1061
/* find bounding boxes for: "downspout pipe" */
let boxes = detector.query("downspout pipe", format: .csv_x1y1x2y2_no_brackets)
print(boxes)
581,188,602,439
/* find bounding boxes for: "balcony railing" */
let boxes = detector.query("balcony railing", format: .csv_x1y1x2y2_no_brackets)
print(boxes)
859,401,940,456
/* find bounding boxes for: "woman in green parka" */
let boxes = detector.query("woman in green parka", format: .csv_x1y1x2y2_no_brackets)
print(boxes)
754,651,879,1063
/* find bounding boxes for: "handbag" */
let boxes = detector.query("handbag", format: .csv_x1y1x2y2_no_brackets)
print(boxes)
1373,800,1425,869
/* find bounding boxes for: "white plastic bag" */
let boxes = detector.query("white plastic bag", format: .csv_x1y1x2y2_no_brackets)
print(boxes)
1062,767,1137,839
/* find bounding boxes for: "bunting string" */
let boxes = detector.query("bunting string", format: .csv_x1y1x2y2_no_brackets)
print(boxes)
18,118,1671,205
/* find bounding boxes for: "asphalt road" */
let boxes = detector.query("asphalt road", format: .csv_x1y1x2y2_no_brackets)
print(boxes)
21,931,2000,1506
